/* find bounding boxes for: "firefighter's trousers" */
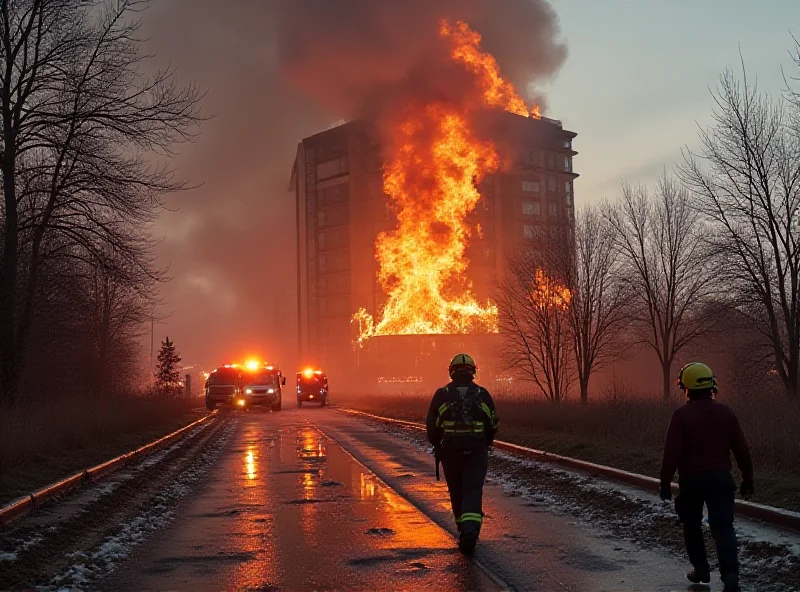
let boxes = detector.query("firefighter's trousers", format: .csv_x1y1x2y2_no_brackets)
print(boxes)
676,471,739,586
441,436,489,539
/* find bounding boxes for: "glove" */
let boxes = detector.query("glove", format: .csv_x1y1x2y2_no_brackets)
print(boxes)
659,482,672,501
740,480,754,497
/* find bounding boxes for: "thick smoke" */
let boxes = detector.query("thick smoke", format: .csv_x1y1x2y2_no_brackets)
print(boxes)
141,0,566,373
274,0,567,116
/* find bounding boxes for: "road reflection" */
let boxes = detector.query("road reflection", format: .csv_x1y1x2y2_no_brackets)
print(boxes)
245,446,256,480
231,423,280,590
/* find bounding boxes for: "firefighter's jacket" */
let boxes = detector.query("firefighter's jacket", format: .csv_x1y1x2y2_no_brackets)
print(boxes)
426,377,499,448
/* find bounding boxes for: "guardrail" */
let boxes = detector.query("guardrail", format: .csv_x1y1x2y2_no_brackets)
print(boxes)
0,410,217,527
339,408,800,533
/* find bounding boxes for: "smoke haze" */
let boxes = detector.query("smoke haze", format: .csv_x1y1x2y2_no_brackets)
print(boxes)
142,0,566,374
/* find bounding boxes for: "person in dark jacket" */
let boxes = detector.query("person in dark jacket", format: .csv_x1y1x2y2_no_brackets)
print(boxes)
426,353,499,555
660,362,754,592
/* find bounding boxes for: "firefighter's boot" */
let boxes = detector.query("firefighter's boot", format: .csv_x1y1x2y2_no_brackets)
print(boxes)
686,567,711,584
458,531,477,556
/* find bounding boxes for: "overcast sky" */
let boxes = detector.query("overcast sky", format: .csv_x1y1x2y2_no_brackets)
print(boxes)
546,0,799,200
142,1,799,373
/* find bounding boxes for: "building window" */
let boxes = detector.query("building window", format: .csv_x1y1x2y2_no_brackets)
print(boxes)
565,181,572,196
318,254,327,271
535,150,544,167
318,232,326,249
522,180,540,193
564,156,572,172
523,201,541,216
317,209,327,227
484,247,493,259
548,177,556,193
524,224,541,240
563,138,572,150
547,153,555,170
316,155,348,180
549,203,558,217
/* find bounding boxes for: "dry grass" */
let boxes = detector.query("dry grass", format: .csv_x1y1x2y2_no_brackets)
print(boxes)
0,396,203,505
337,389,800,511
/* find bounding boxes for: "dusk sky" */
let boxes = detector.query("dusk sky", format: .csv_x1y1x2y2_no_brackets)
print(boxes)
144,1,799,374
547,0,799,199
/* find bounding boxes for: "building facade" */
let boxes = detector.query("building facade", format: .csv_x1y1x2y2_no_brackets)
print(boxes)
291,112,578,389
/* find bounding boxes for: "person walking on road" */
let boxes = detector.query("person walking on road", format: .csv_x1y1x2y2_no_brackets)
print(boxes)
660,362,754,592
426,353,499,555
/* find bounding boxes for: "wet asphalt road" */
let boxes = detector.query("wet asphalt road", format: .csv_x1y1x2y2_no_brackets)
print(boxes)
101,408,704,591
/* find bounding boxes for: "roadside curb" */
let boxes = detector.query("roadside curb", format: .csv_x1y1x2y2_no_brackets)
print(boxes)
0,410,217,527
338,408,800,533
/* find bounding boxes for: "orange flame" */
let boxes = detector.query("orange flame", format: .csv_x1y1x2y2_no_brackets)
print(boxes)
530,270,572,310
441,20,530,117
353,21,540,341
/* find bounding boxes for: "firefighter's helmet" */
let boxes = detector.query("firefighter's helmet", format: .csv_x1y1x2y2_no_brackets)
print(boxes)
449,353,477,378
677,362,717,392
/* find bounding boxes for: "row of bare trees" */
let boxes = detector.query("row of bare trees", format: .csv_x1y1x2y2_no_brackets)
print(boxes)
499,45,800,402
0,0,201,405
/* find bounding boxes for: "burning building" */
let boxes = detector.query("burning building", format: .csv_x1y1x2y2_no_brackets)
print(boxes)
290,21,577,392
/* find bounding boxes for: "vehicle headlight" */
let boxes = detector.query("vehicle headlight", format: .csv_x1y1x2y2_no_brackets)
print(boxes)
237,399,246,407
245,388,253,395
267,388,275,394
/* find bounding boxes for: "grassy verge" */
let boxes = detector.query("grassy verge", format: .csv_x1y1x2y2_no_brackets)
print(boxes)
337,393,800,513
0,396,206,506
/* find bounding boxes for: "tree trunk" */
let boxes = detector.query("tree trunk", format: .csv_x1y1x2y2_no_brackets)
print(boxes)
662,360,672,403
579,374,589,404
787,351,799,401
0,137,19,405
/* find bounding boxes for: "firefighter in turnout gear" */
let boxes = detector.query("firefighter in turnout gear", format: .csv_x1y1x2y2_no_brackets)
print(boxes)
660,362,753,592
426,353,499,555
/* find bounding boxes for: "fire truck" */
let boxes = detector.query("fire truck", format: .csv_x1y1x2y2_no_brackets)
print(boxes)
238,363,286,411
204,365,240,410
296,368,329,407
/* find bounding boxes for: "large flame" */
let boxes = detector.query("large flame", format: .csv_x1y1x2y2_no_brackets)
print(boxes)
354,20,540,342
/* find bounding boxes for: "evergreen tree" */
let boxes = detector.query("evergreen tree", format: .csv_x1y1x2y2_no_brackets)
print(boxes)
155,336,182,396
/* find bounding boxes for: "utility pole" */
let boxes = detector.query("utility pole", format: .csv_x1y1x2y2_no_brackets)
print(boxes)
150,312,154,388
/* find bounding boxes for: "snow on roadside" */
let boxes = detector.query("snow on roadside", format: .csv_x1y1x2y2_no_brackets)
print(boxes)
0,422,212,565
47,420,236,591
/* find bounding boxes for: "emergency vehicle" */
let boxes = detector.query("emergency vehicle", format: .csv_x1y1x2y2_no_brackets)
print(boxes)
296,368,329,407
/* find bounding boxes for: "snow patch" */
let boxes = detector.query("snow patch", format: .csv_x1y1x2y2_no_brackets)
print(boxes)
48,420,236,591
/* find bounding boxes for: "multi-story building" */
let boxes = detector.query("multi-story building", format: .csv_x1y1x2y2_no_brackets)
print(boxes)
291,111,578,390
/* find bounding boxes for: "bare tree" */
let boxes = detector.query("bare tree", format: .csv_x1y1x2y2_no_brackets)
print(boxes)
680,68,800,400
84,250,151,396
568,206,630,404
0,0,202,404
605,176,710,401
498,236,574,403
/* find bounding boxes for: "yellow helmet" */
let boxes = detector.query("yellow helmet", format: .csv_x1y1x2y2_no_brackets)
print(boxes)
677,362,717,392
449,353,476,378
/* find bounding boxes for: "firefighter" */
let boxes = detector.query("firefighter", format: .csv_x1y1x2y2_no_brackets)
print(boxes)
660,362,753,592
426,353,499,555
